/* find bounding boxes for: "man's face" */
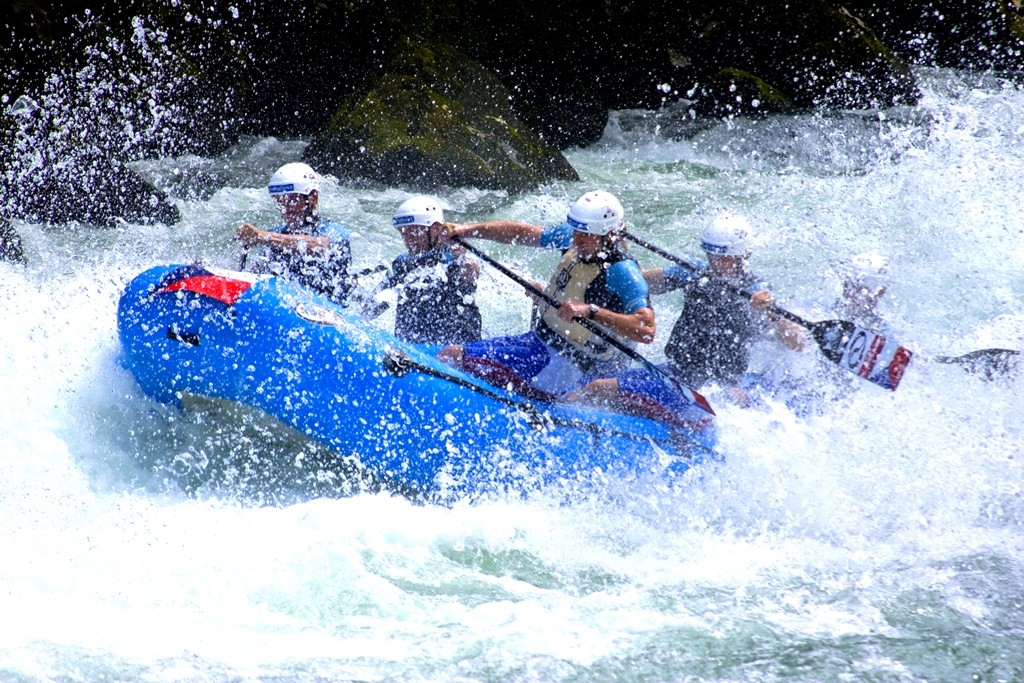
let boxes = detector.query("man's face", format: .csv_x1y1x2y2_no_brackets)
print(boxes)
572,229,608,259
398,223,437,254
706,253,745,278
273,192,314,223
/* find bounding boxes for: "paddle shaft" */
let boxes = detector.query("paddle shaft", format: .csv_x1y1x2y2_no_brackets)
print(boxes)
454,236,651,352
624,232,813,328
382,349,695,447
453,238,653,364
452,237,714,415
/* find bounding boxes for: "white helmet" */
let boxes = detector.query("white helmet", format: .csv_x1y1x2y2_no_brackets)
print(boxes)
566,190,624,236
701,212,753,257
267,162,320,196
842,252,889,291
392,195,445,228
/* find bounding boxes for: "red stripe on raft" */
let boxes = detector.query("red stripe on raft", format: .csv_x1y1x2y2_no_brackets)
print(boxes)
157,276,252,305
461,357,560,403
617,391,714,430
692,390,716,417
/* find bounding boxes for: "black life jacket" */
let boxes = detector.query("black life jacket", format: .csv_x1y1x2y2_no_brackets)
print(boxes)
664,272,762,387
271,218,353,304
386,248,482,345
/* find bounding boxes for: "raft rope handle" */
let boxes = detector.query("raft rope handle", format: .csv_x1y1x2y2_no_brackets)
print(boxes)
381,348,705,452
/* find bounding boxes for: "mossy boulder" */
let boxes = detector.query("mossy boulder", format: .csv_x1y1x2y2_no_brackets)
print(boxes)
305,35,579,193
694,68,797,118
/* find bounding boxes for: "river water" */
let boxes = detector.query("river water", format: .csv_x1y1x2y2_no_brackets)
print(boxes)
2,67,1022,682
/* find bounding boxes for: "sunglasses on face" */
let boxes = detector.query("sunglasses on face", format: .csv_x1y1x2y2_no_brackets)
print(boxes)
273,193,309,207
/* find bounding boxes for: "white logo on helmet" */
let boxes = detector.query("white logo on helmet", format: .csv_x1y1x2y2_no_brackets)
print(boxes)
267,162,320,196
701,213,753,257
566,190,625,236
393,195,445,228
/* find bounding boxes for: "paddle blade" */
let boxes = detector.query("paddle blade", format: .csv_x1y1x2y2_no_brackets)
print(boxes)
673,379,716,417
934,348,1020,380
810,320,913,391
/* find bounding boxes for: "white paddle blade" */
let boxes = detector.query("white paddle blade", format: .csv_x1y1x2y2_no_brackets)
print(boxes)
837,325,913,390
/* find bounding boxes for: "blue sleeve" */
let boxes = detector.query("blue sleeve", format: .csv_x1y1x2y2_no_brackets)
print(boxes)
539,223,574,250
739,279,769,298
662,263,699,291
318,219,351,245
606,260,650,313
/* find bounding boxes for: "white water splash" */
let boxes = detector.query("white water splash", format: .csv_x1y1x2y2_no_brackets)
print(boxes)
1,68,1023,681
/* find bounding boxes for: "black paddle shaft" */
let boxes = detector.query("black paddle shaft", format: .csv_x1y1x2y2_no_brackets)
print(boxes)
624,232,857,363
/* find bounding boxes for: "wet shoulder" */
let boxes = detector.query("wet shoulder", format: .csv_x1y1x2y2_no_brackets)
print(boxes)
606,259,650,312
539,223,574,250
317,218,351,242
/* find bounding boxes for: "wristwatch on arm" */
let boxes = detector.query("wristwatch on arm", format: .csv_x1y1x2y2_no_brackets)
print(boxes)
587,303,599,320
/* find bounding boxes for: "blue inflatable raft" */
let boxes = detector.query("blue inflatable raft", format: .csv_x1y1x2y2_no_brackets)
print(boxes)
116,264,719,501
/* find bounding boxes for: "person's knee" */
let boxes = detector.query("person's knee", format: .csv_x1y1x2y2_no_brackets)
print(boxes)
588,378,620,398
564,377,620,403
437,344,465,367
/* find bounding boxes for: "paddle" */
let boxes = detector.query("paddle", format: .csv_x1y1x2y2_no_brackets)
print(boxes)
933,348,1020,380
624,232,914,391
451,236,716,416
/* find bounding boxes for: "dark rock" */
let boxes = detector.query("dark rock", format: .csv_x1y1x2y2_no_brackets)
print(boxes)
689,69,798,119
2,100,180,226
229,2,387,138
5,0,1016,209
426,1,920,133
445,1,612,148
841,0,1024,72
0,4,240,225
0,1,64,98
632,1,920,118
0,1,935,160
2,1,248,157
0,217,26,263
2,156,181,227
305,34,579,193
